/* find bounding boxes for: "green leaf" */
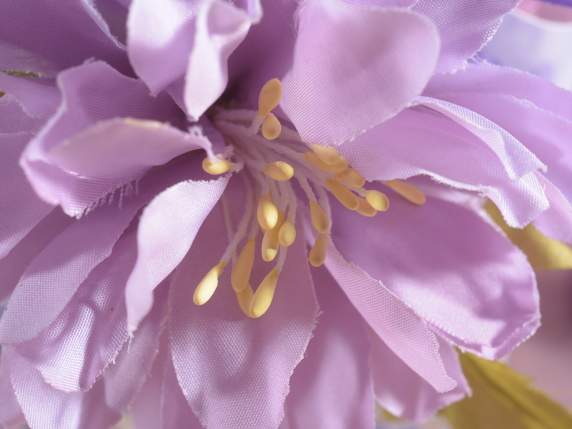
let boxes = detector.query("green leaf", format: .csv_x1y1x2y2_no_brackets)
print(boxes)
443,353,572,429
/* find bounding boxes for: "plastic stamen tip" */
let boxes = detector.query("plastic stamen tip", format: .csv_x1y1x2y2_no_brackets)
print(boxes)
325,179,359,211
257,196,279,231
193,261,226,305
250,268,280,318
258,78,282,117
336,168,366,189
202,157,232,175
309,234,329,268
365,190,390,212
385,180,426,206
264,161,294,181
231,239,255,292
278,221,297,247
356,198,377,217
261,113,282,140
310,200,331,234
235,286,254,318
311,144,348,168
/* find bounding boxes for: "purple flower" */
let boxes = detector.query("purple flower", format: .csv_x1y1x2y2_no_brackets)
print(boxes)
1,1,571,428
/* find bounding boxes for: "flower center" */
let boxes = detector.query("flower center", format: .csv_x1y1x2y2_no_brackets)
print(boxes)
194,79,426,318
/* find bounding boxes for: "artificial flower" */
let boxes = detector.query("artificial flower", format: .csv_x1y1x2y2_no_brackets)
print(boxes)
0,1,571,428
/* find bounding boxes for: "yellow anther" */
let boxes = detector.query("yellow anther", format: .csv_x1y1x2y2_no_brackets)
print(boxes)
258,78,282,117
325,179,359,210
202,157,232,175
309,234,329,268
261,228,280,262
303,151,347,174
193,261,227,306
365,190,390,212
264,161,294,181
311,144,348,169
336,168,366,189
261,113,282,140
310,200,330,234
385,180,426,205
250,268,280,318
257,195,279,231
235,286,254,318
231,239,255,292
356,198,377,217
278,221,297,247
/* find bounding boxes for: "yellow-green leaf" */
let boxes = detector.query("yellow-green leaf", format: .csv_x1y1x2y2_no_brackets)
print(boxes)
486,202,572,270
442,353,572,429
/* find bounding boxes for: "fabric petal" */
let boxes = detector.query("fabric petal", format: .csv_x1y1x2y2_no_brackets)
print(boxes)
13,230,137,392
0,353,23,428
332,190,540,359
282,1,439,146
281,266,374,429
126,176,229,333
0,166,174,344
0,73,60,119
8,351,121,429
169,199,319,429
21,61,189,216
0,0,127,75
413,0,518,72
0,94,43,134
0,210,71,303
183,0,253,119
0,133,53,259
370,332,469,422
340,106,548,228
132,337,203,429
324,243,456,392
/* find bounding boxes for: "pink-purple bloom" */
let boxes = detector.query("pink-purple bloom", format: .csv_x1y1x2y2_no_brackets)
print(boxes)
1,1,572,428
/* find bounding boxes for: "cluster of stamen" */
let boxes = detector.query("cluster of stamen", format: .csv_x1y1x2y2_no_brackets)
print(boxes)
194,79,426,318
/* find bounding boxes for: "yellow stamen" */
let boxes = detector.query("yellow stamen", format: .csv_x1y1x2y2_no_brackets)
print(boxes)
356,198,377,217
202,157,232,175
311,144,348,169
303,151,347,174
235,286,254,318
278,221,297,247
261,228,280,262
231,239,255,292
193,261,227,305
264,161,294,181
261,112,282,140
336,168,366,189
385,180,426,205
365,190,390,212
325,179,359,210
309,234,329,267
257,195,279,230
310,200,330,234
250,268,280,318
258,78,282,117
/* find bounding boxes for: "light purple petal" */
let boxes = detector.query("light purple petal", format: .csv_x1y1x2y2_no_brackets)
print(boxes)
126,175,229,333
281,267,374,429
534,176,572,244
0,74,60,119
370,332,469,422
0,95,41,134
169,200,319,429
324,243,457,392
127,0,196,94
413,0,518,72
132,337,203,429
13,230,137,392
340,106,548,228
0,210,71,303
0,133,53,259
332,191,540,359
0,0,127,75
7,351,121,429
0,175,161,344
282,1,439,146
183,0,253,119
21,61,190,216
0,353,23,428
